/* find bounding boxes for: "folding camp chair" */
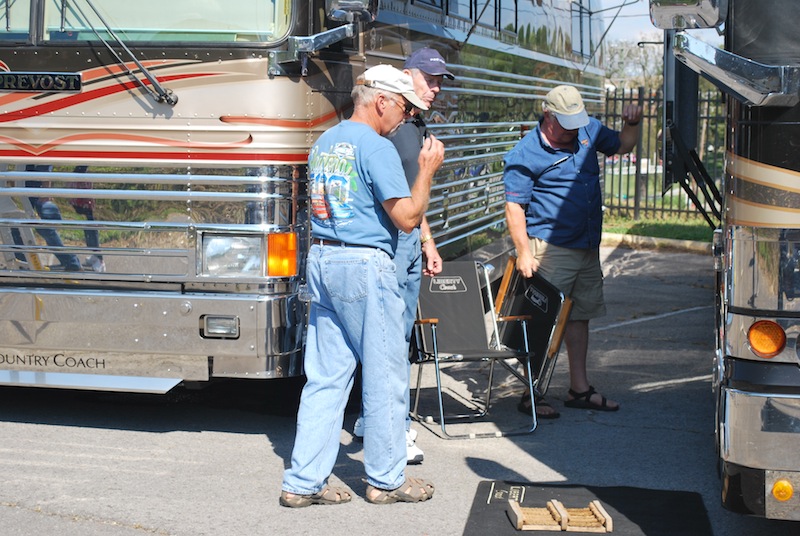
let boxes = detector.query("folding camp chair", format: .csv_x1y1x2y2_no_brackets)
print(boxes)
494,256,573,403
410,260,539,439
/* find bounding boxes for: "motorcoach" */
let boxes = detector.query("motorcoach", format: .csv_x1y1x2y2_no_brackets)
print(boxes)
0,0,606,393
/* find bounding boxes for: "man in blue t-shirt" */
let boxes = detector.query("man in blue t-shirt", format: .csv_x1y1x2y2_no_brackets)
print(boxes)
503,85,641,418
281,65,445,508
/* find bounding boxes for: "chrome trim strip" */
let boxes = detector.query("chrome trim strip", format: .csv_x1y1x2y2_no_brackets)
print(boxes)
673,32,800,106
0,370,181,393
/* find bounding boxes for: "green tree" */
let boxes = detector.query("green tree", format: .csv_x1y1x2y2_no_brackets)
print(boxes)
604,31,663,90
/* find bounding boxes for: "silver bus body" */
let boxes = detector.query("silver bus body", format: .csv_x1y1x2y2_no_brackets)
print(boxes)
0,0,606,393
652,0,800,521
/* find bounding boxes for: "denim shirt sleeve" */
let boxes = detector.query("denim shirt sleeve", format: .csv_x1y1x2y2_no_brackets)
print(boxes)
592,121,622,156
503,131,542,206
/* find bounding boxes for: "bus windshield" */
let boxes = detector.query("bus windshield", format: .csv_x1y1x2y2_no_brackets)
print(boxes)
40,0,292,44
0,0,32,40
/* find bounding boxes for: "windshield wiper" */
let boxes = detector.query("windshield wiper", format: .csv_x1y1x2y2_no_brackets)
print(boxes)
68,0,178,105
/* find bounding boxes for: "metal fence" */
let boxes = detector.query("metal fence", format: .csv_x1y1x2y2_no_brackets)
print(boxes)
602,88,725,221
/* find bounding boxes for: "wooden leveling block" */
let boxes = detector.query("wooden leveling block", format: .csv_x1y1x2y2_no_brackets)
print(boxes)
507,499,613,532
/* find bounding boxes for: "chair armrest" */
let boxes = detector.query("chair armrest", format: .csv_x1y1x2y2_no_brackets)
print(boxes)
496,314,532,323
415,317,439,325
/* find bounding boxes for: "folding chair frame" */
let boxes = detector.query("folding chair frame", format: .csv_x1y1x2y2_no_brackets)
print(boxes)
410,261,540,439
494,256,573,400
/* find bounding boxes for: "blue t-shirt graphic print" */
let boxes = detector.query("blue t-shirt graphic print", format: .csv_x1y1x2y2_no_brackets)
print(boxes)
309,141,357,226
307,120,411,256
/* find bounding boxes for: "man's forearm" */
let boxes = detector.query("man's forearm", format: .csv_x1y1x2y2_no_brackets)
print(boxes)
387,135,444,233
420,216,433,242
618,128,638,154
386,173,431,233
505,202,531,256
408,171,432,226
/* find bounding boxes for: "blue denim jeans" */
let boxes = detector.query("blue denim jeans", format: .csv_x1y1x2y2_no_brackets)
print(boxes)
395,228,423,342
36,201,81,271
354,229,422,435
282,244,408,495
73,204,100,253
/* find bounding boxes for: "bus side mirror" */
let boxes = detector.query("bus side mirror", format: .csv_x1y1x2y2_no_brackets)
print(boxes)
649,0,727,30
327,0,378,23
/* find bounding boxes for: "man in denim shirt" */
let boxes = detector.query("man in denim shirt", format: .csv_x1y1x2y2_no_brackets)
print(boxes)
503,85,641,416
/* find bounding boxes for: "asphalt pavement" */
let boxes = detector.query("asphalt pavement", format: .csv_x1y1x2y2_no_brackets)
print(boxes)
1,239,797,535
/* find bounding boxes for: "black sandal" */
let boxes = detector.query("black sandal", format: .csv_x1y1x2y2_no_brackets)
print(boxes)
518,392,560,419
564,386,619,412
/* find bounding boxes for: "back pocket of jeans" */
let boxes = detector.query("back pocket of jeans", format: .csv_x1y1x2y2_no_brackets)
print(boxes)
322,257,368,303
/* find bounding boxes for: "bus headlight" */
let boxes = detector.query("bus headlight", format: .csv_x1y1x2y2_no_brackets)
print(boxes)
201,234,263,276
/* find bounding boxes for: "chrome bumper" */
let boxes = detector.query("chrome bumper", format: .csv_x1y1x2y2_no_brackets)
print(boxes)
0,287,304,391
722,387,800,519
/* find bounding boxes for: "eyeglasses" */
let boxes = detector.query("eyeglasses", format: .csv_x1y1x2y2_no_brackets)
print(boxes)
389,97,414,115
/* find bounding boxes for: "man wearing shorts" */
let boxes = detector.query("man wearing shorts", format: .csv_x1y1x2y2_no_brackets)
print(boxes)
503,85,642,416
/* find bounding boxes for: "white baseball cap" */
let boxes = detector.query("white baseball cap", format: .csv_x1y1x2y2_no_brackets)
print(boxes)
359,64,429,111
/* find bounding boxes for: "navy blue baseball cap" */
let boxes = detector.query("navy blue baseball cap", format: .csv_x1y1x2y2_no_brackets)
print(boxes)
403,48,455,80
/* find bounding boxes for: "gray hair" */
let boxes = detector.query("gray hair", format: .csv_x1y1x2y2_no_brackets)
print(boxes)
351,76,383,107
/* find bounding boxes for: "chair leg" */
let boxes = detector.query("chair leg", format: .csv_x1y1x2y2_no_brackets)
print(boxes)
481,359,495,418
411,359,425,420
525,356,538,433
433,353,449,437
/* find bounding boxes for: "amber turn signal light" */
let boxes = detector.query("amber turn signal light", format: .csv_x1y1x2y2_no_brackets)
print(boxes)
772,479,794,502
747,320,786,359
267,233,298,277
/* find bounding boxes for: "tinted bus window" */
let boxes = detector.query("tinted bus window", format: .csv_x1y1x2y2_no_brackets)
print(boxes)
476,0,496,28
499,0,516,32
415,0,444,8
449,0,471,20
43,0,292,44
0,0,32,41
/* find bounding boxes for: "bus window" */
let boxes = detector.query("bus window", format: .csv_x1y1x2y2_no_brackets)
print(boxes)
499,0,516,32
43,0,292,44
449,0,472,21
476,0,497,29
571,0,593,58
0,0,32,41
415,0,444,8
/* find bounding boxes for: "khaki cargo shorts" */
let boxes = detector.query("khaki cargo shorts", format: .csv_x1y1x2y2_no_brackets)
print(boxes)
529,237,606,321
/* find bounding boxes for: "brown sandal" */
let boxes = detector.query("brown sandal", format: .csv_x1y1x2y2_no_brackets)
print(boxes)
518,392,560,419
365,477,435,505
279,485,352,508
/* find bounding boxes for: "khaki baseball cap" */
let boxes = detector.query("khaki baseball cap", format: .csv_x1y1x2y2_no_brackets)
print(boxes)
359,64,429,111
542,85,589,130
